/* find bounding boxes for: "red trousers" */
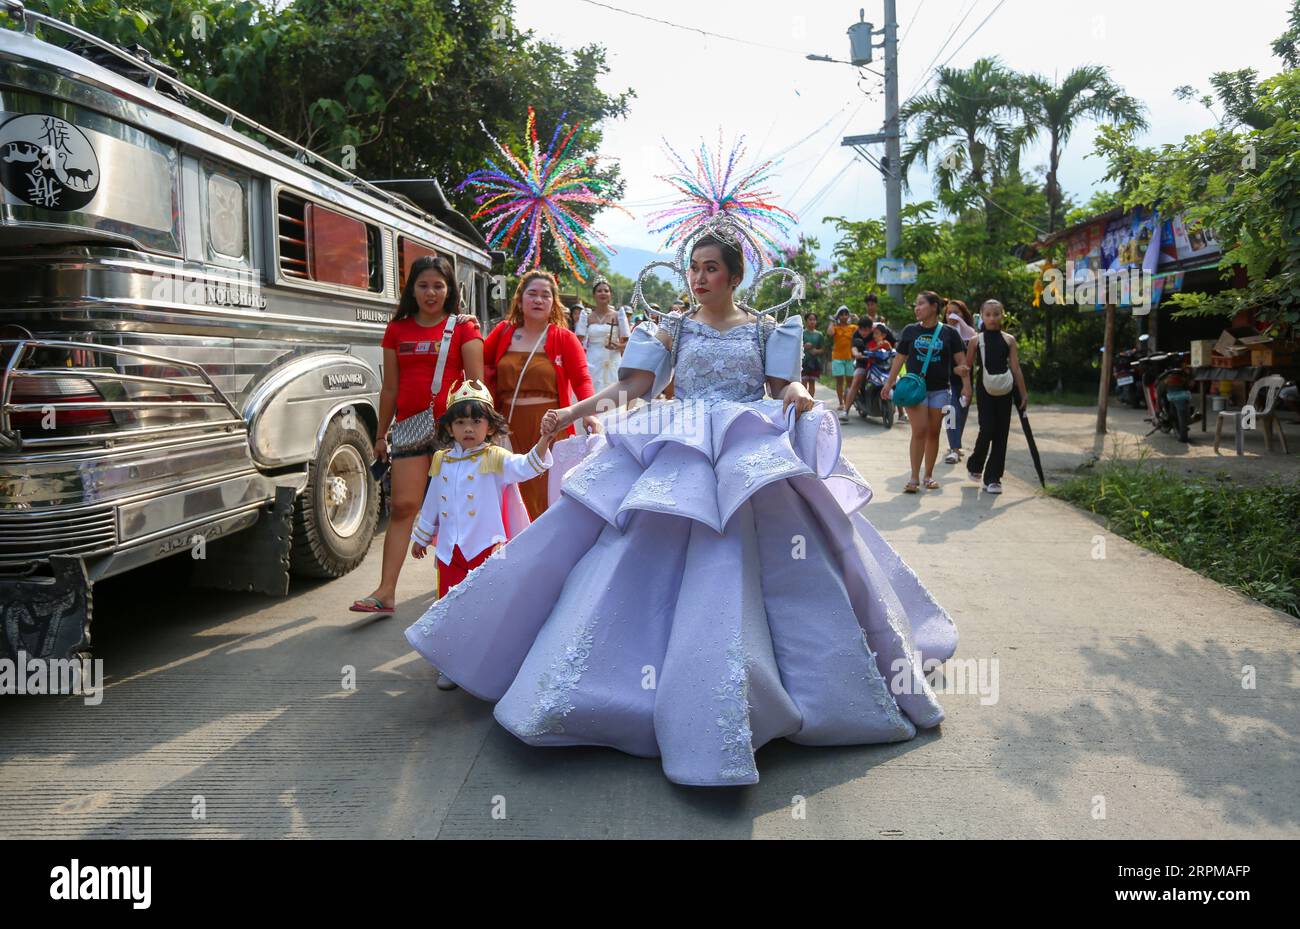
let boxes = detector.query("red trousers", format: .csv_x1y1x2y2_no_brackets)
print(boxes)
436,543,494,598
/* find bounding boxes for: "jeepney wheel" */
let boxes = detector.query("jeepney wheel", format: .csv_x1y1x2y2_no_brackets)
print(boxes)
291,413,380,578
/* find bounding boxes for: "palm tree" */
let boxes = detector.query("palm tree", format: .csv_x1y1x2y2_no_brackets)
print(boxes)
1018,66,1149,233
899,57,1025,205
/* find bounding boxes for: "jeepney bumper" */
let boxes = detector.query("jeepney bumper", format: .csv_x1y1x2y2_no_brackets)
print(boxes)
0,555,91,660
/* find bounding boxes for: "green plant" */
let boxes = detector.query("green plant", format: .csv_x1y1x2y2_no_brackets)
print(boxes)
13,0,633,279
1050,462,1300,617
1092,2,1300,330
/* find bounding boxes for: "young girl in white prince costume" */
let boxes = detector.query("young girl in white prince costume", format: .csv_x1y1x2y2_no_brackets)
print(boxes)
410,379,556,689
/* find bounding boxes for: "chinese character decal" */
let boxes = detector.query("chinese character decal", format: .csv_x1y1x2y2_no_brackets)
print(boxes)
0,114,100,212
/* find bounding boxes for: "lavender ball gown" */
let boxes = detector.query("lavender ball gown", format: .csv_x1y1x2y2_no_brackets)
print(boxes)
405,311,958,787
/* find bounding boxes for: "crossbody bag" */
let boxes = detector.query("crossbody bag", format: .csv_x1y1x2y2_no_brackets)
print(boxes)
389,315,457,452
978,331,1014,396
892,323,944,408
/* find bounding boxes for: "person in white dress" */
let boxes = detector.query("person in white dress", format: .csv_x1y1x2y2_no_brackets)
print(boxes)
573,276,630,394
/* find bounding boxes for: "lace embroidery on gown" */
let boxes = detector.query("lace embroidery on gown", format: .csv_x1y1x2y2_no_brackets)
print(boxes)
714,631,758,781
518,617,598,737
622,469,679,508
671,316,774,402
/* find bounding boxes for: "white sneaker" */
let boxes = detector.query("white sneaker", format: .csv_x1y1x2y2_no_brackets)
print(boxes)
968,470,982,482
435,671,459,691
944,449,959,464
984,482,1003,494
839,409,849,422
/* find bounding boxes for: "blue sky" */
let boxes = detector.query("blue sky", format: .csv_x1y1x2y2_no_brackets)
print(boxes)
513,0,1294,267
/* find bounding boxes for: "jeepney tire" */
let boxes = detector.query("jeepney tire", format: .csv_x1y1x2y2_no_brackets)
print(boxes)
290,415,380,578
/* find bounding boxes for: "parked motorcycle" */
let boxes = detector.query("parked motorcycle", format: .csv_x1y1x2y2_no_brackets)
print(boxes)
852,347,896,428
1136,350,1197,442
1113,347,1145,408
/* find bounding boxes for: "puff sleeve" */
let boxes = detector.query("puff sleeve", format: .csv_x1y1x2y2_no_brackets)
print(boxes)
763,314,805,383
617,318,675,401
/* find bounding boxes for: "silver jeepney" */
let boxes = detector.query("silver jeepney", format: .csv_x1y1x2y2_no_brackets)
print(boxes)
0,1,502,659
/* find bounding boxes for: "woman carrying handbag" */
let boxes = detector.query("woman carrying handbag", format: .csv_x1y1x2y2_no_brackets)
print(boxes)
881,291,971,493
483,270,597,520
350,256,483,615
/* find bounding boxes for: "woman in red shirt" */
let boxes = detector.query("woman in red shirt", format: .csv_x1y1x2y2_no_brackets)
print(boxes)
482,270,596,520
351,255,483,615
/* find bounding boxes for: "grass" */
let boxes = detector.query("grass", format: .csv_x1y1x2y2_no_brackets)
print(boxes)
1026,389,1097,407
1049,460,1300,618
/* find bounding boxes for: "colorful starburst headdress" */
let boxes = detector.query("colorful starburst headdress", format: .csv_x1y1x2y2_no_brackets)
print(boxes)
646,133,798,273
456,108,630,282
631,212,805,379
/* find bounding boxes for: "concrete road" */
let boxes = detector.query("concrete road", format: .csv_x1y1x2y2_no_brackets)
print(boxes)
2,391,1296,839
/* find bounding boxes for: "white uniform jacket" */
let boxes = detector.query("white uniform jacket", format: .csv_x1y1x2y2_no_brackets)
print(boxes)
411,441,553,564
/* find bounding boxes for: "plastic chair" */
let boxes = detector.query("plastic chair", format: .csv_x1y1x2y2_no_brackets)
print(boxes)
1214,374,1289,455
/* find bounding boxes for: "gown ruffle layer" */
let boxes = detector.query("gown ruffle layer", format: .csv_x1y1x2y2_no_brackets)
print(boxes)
405,397,958,787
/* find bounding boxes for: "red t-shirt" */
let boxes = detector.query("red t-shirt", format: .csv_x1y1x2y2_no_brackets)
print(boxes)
381,315,483,420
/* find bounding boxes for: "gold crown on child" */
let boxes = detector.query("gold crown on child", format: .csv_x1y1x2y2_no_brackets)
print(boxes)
447,378,494,409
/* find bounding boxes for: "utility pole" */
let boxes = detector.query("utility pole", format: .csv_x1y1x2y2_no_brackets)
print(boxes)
816,5,904,306
881,0,903,306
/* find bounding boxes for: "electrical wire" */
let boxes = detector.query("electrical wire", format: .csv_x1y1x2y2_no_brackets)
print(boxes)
787,97,869,203
796,156,859,217
901,0,927,43
972,187,1049,236
936,0,1009,71
573,0,807,56
903,0,981,103
764,97,856,162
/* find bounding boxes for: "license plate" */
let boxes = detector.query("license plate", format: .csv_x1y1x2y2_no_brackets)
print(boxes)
1167,389,1191,402
1116,376,1133,386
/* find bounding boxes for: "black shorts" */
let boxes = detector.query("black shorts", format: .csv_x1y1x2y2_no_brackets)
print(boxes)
802,357,824,376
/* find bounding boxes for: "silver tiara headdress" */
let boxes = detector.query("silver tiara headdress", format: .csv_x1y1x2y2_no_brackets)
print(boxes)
630,212,805,373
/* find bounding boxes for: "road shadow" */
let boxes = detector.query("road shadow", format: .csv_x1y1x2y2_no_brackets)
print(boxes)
862,471,1035,545
989,634,1300,830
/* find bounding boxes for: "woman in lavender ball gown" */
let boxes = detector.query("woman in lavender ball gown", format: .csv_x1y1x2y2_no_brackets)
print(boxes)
405,216,958,787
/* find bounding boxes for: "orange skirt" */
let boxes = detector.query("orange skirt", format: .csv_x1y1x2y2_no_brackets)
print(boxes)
501,400,553,521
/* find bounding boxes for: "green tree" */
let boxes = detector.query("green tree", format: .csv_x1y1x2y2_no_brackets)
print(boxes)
1094,2,1300,331
825,202,942,325
899,57,1023,212
754,235,831,320
14,0,633,277
1018,65,1148,235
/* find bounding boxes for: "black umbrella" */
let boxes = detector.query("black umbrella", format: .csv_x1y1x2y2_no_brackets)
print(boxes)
1016,400,1046,488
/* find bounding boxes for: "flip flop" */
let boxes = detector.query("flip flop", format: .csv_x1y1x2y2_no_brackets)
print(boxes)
903,481,920,494
924,477,940,490
350,595,393,614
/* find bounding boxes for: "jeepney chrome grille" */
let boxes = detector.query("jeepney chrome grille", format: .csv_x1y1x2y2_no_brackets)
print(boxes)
0,505,117,566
